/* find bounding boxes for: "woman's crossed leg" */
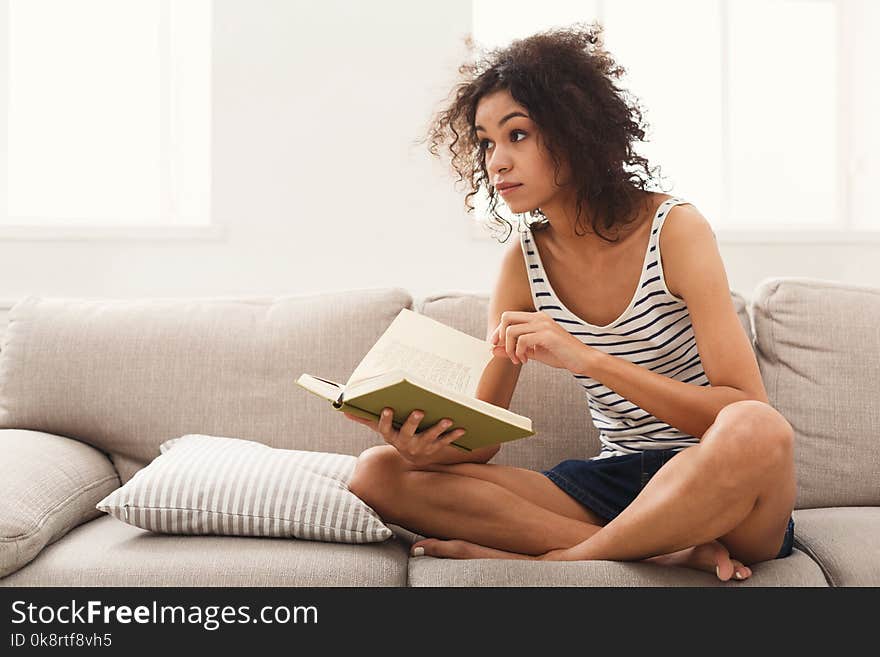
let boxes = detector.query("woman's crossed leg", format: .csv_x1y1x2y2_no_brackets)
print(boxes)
348,443,752,580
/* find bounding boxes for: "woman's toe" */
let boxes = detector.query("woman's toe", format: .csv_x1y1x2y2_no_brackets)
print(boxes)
411,538,438,556
732,562,752,580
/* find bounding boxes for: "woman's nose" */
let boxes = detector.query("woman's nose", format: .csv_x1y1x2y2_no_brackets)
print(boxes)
488,151,512,176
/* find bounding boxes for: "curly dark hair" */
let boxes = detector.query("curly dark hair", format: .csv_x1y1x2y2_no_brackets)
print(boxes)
419,21,671,243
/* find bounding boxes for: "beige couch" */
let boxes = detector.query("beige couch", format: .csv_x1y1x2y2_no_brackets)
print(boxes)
0,277,877,587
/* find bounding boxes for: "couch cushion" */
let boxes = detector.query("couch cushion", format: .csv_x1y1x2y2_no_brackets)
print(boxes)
0,429,120,578
407,547,827,587
790,507,880,586
0,289,412,485
0,515,409,587
751,277,880,508
416,289,753,471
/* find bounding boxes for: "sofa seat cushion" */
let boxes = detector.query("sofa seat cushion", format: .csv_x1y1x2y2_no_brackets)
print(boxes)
0,515,410,587
407,547,827,587
791,507,880,586
392,508,827,587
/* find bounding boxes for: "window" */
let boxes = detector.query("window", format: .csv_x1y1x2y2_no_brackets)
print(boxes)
1,0,214,239
470,0,880,243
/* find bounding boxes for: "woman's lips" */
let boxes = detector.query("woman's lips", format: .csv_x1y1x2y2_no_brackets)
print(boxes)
498,184,523,196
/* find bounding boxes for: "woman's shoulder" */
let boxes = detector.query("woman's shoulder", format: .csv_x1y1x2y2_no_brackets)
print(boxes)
656,201,718,299
651,192,680,212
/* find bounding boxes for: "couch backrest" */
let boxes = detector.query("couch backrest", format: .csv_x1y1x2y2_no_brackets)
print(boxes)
3,281,876,511
751,277,880,509
0,290,414,484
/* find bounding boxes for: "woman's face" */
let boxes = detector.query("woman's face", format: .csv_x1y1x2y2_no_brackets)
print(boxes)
474,89,574,215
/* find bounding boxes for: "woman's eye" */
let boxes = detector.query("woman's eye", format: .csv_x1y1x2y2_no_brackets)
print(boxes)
479,129,527,151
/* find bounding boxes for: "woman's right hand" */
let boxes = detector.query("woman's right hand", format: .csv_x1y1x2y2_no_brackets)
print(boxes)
342,408,466,467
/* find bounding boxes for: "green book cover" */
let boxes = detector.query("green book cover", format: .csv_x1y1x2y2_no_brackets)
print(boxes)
296,371,534,452
295,308,535,453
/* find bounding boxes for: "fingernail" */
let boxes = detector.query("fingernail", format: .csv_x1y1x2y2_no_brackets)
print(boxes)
735,571,743,580
412,546,425,557
716,565,720,578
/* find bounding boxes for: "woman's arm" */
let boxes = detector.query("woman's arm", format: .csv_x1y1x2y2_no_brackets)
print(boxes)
577,350,757,441
574,205,768,440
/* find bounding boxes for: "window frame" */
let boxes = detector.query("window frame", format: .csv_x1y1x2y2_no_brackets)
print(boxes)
0,0,216,241
468,0,873,245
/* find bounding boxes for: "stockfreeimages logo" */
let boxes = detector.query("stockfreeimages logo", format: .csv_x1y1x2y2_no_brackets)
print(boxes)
11,599,317,631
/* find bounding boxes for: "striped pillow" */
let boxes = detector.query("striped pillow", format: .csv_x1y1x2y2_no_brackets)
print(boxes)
95,434,392,543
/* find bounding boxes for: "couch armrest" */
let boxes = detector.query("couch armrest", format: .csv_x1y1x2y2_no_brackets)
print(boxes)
0,429,120,578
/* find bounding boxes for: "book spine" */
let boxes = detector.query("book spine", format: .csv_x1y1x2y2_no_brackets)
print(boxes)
331,388,345,408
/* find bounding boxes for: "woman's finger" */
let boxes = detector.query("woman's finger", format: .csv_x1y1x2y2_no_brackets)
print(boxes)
426,417,455,440
504,323,529,364
515,336,534,364
488,323,500,345
403,410,424,437
440,428,467,445
378,407,396,438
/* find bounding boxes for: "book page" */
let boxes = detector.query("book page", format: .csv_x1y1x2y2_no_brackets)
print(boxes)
345,308,493,397
356,339,470,393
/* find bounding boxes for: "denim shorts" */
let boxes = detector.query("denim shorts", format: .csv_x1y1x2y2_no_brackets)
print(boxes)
542,448,795,560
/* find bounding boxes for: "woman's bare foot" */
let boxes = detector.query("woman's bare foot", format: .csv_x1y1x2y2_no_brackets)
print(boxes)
411,538,539,561
410,536,753,582
645,539,752,581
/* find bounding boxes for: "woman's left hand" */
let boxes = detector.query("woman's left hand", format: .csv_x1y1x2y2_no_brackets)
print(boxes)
489,310,595,374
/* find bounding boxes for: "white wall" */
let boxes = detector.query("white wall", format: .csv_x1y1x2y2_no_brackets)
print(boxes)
2,0,879,336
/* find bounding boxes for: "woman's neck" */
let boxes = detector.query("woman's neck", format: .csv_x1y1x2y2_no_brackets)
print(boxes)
540,191,656,257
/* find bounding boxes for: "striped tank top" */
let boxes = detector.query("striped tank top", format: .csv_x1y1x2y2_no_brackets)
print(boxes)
520,196,707,461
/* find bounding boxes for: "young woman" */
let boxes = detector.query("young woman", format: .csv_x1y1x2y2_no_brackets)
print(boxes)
345,23,796,582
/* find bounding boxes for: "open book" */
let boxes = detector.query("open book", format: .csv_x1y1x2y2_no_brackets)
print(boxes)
296,308,535,452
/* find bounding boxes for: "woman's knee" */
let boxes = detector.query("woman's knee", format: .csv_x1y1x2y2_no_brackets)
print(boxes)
715,400,794,454
348,445,411,509
704,400,795,482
